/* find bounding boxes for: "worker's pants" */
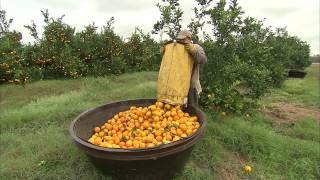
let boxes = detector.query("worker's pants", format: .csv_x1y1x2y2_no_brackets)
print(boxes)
187,88,199,107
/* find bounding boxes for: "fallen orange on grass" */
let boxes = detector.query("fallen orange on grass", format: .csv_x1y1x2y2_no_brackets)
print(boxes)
243,165,252,173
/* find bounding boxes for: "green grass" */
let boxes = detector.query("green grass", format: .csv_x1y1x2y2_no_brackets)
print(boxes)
282,117,320,143
265,64,320,108
1,65,319,179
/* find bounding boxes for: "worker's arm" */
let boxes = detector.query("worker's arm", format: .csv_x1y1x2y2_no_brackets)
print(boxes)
192,44,207,64
185,44,207,64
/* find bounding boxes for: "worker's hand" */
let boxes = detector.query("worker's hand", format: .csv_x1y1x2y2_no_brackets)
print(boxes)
185,43,195,54
160,46,165,55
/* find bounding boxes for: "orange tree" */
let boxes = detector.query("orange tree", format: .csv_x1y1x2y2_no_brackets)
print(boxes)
0,31,28,84
123,28,160,72
266,28,311,71
0,10,28,85
152,0,183,39
199,0,287,112
72,18,126,76
24,9,86,79
200,0,310,112
23,12,160,79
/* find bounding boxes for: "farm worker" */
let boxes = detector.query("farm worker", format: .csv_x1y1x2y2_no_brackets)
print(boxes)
157,30,207,106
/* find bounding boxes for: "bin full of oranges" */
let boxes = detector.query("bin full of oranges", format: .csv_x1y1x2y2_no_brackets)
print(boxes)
69,99,206,179
88,101,201,149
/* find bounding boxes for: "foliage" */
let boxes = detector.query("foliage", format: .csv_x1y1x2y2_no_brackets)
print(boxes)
152,0,183,39
0,10,13,37
188,0,213,42
196,0,310,112
0,11,29,85
0,32,29,84
123,28,161,72
71,19,125,76
0,2,311,112
20,11,160,80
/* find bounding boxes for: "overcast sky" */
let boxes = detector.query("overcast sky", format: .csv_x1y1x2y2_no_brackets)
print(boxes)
1,0,319,54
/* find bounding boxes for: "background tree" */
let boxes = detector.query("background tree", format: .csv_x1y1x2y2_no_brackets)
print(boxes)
188,0,213,42
152,0,183,40
0,10,13,37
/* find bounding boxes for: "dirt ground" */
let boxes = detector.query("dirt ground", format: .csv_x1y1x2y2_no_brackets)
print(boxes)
216,152,247,180
262,102,320,127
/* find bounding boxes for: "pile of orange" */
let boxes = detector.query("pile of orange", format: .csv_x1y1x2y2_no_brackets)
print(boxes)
88,101,200,149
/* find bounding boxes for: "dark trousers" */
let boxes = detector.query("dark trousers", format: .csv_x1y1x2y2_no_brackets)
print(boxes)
187,88,199,107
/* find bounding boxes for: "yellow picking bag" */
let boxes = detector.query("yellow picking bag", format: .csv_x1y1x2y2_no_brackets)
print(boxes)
157,42,194,105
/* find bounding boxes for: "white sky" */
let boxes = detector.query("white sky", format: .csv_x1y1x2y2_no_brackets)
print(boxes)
1,0,319,55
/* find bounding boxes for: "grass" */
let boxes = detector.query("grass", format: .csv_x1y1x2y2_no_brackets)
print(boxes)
265,64,320,108
1,65,319,179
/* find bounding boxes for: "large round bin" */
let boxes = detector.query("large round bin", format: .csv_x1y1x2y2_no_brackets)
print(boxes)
69,99,207,180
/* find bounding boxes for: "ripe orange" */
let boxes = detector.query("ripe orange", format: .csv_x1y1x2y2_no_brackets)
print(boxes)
243,165,252,173
146,111,152,117
135,122,141,128
176,128,183,136
106,123,112,130
179,118,187,124
98,131,105,137
147,143,155,148
161,121,167,128
155,123,161,129
140,142,146,148
186,122,193,126
147,136,154,143
164,104,171,110
113,124,119,131
171,110,177,116
186,129,193,135
94,137,102,145
178,112,184,118
153,116,160,121
110,119,116,125
142,121,149,128
126,140,133,147
138,117,144,123
173,136,180,141
133,142,140,148
149,105,156,111
156,101,164,108
166,134,173,141
128,123,135,128
173,115,179,121
156,136,163,141
180,124,187,131
94,127,101,133
181,133,187,138
113,136,120,144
